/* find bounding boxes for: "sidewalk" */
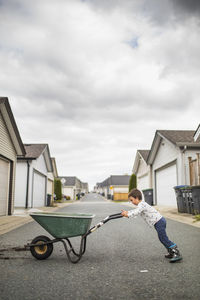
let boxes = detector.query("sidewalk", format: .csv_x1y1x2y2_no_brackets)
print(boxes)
0,201,199,236
0,202,72,236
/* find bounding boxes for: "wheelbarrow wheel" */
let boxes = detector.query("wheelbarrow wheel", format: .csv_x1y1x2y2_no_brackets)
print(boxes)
30,235,53,260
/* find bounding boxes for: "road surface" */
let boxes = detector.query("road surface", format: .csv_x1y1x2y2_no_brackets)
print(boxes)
0,193,200,299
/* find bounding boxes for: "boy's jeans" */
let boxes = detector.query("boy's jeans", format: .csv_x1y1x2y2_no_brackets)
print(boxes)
154,217,176,249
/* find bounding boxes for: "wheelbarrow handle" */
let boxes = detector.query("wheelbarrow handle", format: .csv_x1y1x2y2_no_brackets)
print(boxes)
103,213,123,223
86,212,123,236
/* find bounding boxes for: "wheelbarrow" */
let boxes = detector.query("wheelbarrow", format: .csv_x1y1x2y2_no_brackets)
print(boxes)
25,211,123,263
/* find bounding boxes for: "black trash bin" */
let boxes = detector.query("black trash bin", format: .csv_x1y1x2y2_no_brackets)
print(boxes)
181,187,194,215
46,194,52,206
191,185,200,215
174,185,188,213
142,189,153,206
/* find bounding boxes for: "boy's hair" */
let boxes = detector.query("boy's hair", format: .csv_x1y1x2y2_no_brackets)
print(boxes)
128,189,142,200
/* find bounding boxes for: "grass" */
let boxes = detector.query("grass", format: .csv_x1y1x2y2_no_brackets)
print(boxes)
113,200,129,203
193,214,200,222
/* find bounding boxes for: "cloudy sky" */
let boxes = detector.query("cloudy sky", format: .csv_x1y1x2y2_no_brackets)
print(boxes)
0,0,200,189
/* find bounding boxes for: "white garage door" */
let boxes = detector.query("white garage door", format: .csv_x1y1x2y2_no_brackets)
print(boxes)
0,158,9,216
156,164,177,206
32,172,46,207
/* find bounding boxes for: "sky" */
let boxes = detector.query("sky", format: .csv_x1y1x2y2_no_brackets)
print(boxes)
0,0,200,190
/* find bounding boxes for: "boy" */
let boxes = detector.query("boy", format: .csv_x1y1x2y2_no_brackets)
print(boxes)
121,188,182,263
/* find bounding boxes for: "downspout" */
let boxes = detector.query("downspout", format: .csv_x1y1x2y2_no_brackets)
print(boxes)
181,145,187,185
25,161,30,209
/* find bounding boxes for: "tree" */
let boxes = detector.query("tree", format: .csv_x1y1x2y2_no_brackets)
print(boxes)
129,173,137,192
54,178,62,200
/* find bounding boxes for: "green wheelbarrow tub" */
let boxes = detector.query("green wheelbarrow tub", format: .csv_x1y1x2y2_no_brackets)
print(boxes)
30,212,95,238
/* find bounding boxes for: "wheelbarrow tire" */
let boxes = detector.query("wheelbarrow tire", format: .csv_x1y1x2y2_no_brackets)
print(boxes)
30,235,53,260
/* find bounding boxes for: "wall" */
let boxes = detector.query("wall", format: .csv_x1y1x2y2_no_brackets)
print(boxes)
15,161,27,207
0,112,17,214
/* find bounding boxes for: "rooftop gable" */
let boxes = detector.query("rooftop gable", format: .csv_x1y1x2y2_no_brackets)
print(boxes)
0,97,25,156
24,144,47,159
23,143,53,172
148,128,200,165
194,124,200,142
132,150,150,174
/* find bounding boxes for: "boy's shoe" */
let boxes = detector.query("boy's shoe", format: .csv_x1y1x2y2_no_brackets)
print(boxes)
169,246,182,263
165,248,173,259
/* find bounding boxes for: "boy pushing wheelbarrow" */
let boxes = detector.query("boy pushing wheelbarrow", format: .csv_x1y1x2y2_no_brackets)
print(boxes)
121,189,182,263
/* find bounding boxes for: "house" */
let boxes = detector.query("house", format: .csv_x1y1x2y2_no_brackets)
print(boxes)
132,150,151,191
95,175,130,200
81,182,89,194
60,176,88,200
15,144,53,208
132,126,200,206
0,97,26,216
51,157,58,178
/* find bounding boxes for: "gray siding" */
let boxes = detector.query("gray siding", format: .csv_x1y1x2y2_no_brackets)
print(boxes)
0,112,16,161
0,112,17,214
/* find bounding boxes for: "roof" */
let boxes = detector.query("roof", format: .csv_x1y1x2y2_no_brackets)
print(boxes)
193,124,200,142
148,129,200,165
24,144,47,159
20,144,53,172
132,150,150,174
60,176,76,186
51,157,58,178
158,130,200,145
110,175,130,185
59,176,88,188
98,175,130,187
0,97,26,156
138,150,150,162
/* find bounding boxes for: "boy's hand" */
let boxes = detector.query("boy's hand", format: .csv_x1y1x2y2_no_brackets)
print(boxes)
121,210,129,217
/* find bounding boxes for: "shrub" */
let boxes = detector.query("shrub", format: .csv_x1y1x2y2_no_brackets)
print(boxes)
54,179,62,200
129,173,137,192
194,214,200,222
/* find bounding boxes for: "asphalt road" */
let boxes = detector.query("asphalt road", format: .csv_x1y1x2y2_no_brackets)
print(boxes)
0,193,200,300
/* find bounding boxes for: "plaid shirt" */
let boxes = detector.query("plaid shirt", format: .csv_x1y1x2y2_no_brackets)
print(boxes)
128,200,162,226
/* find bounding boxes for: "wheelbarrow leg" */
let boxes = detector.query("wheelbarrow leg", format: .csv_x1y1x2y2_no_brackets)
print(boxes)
60,236,87,264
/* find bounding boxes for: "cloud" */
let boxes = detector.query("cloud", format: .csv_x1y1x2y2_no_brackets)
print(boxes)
0,0,200,188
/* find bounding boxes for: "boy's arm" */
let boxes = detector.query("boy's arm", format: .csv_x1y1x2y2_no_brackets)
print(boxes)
121,210,129,217
121,203,144,218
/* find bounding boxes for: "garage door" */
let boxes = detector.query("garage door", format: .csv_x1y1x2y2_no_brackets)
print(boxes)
0,158,9,216
32,171,46,207
156,164,177,206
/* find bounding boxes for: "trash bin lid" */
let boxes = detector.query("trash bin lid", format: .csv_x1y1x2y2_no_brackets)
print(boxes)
174,185,189,189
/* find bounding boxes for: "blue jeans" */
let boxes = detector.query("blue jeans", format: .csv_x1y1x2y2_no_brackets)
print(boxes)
154,217,176,249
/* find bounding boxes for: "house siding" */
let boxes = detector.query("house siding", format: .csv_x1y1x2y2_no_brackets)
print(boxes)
137,160,151,190
152,138,178,171
63,187,75,200
0,112,16,160
152,138,179,204
184,150,200,185
0,112,17,214
15,161,28,207
15,154,48,208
